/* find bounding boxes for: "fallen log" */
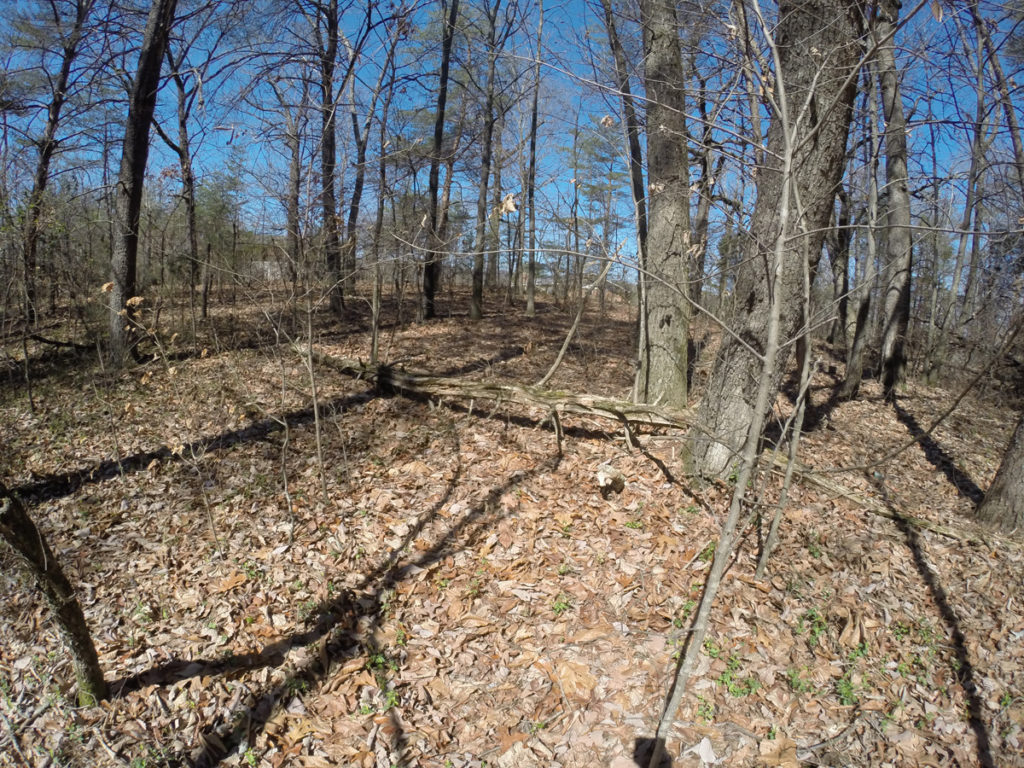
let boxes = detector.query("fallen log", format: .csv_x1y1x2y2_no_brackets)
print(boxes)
304,348,692,434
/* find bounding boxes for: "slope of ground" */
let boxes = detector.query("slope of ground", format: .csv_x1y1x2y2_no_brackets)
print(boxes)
1,297,1022,767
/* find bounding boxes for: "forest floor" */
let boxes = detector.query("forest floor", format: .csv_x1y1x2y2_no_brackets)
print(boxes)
1,292,1023,768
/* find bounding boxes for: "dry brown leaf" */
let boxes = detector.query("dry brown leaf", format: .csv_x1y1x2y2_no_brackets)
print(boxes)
211,571,247,593
553,660,597,702
758,734,799,767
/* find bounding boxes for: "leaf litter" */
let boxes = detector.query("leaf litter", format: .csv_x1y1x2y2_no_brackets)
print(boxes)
1,301,1022,767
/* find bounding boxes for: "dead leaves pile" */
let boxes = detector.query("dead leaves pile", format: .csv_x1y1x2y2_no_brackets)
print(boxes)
1,303,1023,767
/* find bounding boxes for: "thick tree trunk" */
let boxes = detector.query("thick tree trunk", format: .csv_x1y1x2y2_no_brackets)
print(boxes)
875,0,913,402
636,0,691,406
977,414,1024,531
693,0,863,477
109,0,178,366
423,0,460,320
1,484,106,705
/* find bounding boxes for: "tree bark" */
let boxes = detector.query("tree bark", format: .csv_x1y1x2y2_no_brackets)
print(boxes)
1,484,106,705
486,112,504,291
315,0,343,315
977,413,1024,531
691,69,724,307
342,20,396,299
636,0,691,406
423,0,460,320
839,66,880,400
875,0,913,402
597,0,650,398
108,0,178,366
470,0,503,321
287,110,303,282
525,0,543,318
693,0,863,477
827,186,851,349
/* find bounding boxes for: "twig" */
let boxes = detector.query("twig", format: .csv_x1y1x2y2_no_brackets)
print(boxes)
535,256,615,389
0,708,27,766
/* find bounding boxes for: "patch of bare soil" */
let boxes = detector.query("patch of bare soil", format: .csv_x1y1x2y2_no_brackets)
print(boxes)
1,296,1022,767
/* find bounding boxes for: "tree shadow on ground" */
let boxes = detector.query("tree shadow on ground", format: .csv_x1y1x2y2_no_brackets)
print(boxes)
0,341,96,393
12,347,538,508
633,736,673,767
891,399,984,503
111,440,562,767
777,361,850,435
434,345,526,377
886,498,996,767
13,391,376,506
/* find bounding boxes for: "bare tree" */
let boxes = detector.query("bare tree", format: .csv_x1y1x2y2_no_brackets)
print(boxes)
423,0,460,320
875,0,913,402
524,0,543,318
692,0,864,478
108,0,179,366
308,0,344,314
636,0,691,405
19,0,96,327
153,0,241,328
839,66,880,400
469,0,511,321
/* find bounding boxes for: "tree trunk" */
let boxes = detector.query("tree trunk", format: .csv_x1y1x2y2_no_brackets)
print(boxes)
970,0,1024,199
287,114,302,284
636,0,691,406
525,0,543,318
597,0,648,394
316,0,343,314
109,0,178,366
691,70,724,306
342,112,366,298
1,484,106,705
486,113,504,291
693,0,863,477
827,186,851,349
977,414,1024,531
371,25,401,363
839,66,880,400
470,0,503,321
423,0,460,320
159,66,201,335
875,0,913,402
